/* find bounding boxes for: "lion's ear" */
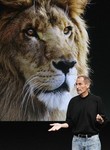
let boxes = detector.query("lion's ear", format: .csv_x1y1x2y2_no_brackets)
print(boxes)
0,0,32,10
68,0,90,17
53,0,90,17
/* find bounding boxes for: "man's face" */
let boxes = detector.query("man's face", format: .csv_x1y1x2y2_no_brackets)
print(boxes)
76,77,89,95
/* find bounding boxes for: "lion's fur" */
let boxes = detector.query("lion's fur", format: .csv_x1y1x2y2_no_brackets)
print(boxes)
0,0,90,121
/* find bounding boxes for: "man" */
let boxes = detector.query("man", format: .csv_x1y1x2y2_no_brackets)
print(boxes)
48,75,107,150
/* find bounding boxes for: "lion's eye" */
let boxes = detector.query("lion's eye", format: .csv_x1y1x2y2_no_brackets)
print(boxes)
64,26,73,36
26,28,35,36
24,28,40,39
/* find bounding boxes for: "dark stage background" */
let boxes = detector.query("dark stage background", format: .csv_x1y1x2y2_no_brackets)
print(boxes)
0,0,110,150
0,122,110,150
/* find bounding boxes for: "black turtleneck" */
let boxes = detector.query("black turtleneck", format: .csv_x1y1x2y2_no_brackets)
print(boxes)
66,93,106,135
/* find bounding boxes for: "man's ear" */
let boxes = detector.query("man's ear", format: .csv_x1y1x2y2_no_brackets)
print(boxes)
87,83,90,89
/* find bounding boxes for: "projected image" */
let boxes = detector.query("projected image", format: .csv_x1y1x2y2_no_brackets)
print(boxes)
0,0,90,121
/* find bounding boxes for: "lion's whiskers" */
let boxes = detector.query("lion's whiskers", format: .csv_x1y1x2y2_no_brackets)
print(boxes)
20,75,48,116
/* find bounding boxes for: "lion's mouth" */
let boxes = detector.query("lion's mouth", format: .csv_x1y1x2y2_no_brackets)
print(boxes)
34,82,69,95
33,67,77,96
45,82,69,93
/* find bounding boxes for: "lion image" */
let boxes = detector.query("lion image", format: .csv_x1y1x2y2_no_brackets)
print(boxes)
0,0,90,121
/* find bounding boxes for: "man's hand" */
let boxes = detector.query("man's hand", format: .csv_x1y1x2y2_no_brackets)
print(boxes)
48,123,62,131
96,114,104,124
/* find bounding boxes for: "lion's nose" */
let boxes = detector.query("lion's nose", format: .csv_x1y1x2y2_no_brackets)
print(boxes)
52,60,76,74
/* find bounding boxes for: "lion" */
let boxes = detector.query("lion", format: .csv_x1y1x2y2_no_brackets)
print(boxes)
0,0,90,121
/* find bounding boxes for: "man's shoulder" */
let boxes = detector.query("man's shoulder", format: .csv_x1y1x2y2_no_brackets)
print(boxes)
70,95,80,102
90,93,102,101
